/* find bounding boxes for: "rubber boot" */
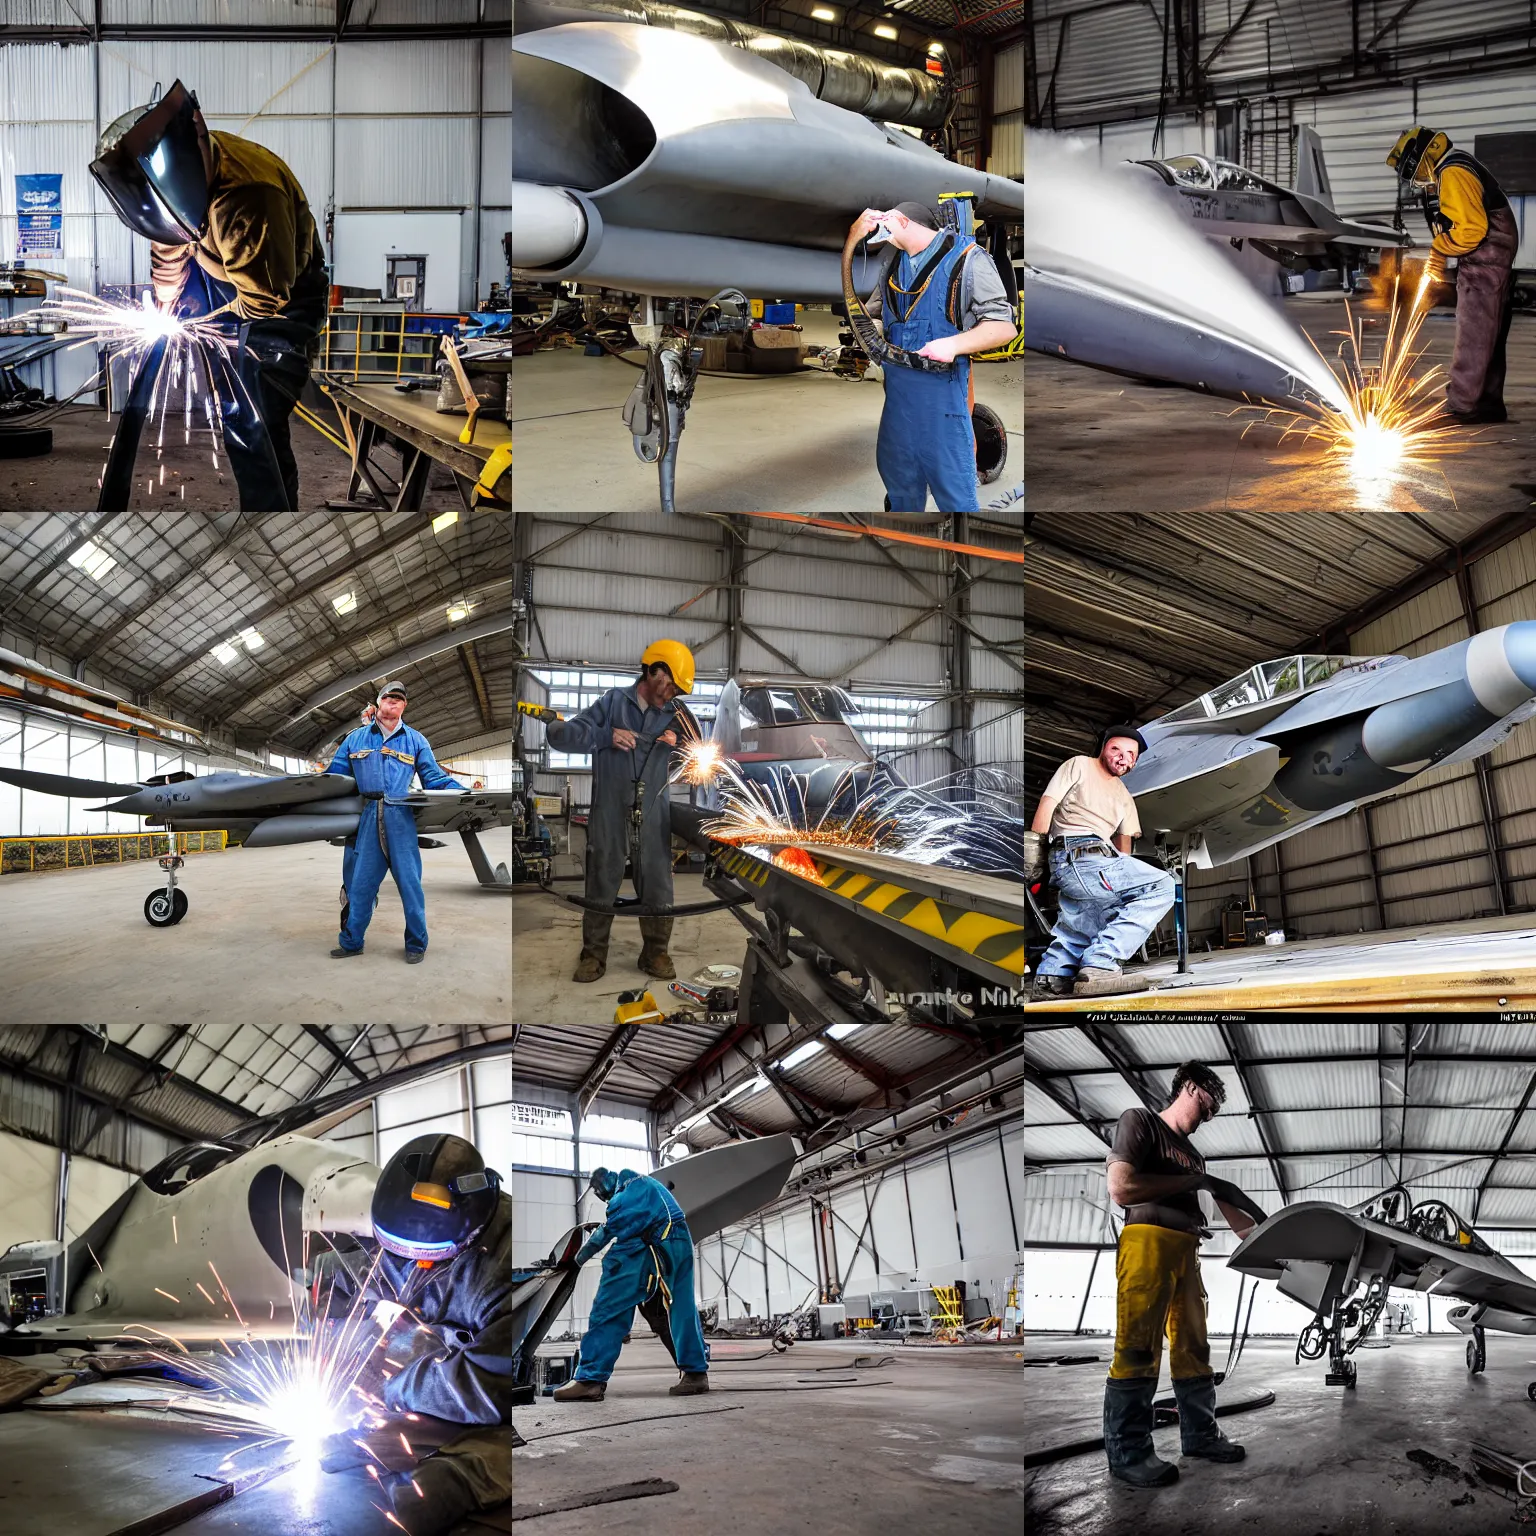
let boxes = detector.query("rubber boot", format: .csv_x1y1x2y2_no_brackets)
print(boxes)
1103,1377,1178,1487
638,946,676,980
573,948,607,983
1174,1374,1245,1462
552,1379,605,1401
637,914,674,978
668,1372,709,1396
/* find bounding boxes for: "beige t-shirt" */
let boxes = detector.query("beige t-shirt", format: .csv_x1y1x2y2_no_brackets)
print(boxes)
1042,756,1141,840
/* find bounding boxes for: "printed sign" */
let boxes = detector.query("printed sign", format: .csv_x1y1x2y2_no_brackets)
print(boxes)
15,174,62,260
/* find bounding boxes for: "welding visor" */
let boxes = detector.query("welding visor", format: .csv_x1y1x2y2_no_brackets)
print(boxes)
89,79,211,245
371,1132,501,1262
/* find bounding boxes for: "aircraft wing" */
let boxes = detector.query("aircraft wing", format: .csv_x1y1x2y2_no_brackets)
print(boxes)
1229,1200,1536,1315
1125,736,1282,835
403,789,517,832
0,765,144,799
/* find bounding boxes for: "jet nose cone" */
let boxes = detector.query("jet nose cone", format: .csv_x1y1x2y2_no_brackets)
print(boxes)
1504,622,1536,693
1467,624,1536,717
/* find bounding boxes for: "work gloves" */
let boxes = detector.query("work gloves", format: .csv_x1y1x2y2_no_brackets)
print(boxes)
574,1225,609,1267
1202,1175,1268,1229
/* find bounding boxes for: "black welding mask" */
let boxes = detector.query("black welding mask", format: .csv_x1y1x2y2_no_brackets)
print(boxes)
90,79,211,245
371,1134,501,1263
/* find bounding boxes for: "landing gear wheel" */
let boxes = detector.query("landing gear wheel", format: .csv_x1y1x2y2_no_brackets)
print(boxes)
972,402,1007,484
170,889,188,924
144,890,176,927
1342,1360,1357,1389
1527,1382,1536,1402
1469,1325,1486,1374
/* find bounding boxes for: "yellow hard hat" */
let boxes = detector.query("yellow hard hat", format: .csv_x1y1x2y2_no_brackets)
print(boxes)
641,639,695,694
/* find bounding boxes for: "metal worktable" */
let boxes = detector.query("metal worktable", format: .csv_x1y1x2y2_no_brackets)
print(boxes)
320,378,510,512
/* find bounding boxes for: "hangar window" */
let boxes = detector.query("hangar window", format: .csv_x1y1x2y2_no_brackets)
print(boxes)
530,668,724,769
67,540,117,581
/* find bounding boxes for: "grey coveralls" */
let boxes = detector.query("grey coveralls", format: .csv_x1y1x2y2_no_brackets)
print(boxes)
329,1194,512,1535
545,682,681,964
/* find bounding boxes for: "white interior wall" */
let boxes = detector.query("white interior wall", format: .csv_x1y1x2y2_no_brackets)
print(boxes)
62,1154,136,1244
332,211,466,312
0,1129,58,1258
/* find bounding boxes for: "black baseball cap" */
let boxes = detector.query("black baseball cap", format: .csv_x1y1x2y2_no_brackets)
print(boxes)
890,200,940,229
1098,724,1148,755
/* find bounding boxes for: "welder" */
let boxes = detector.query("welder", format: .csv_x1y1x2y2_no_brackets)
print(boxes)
322,1133,511,1536
551,1166,710,1401
544,640,697,983
89,78,328,509
1388,125,1517,424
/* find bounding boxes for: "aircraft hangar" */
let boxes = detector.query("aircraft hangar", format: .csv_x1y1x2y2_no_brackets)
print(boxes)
510,1,1025,513
510,511,1025,1530
0,1023,513,1536
0,512,513,1026
1022,1021,1536,1536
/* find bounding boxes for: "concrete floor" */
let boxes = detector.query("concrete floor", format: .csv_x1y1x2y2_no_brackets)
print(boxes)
0,399,469,512
516,1335,1024,1533
0,830,511,1025
1026,913,1536,1011
1026,296,1536,518
1025,1329,1536,1536
511,309,1023,512
512,868,752,1022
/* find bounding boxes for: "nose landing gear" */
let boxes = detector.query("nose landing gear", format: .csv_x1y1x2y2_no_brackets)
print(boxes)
145,854,189,927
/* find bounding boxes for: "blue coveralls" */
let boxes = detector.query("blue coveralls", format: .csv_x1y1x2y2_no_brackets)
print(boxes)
876,236,981,513
326,720,461,954
574,1171,710,1383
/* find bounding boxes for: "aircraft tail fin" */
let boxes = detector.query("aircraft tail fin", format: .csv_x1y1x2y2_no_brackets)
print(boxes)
1292,124,1334,208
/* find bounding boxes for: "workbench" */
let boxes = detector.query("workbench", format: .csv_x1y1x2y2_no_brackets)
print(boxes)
319,378,509,512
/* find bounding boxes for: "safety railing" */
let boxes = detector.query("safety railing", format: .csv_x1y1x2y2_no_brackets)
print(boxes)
1,830,227,875
318,308,464,382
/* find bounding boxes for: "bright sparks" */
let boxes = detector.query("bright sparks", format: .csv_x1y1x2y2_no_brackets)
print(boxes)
1269,263,1468,502
678,739,723,786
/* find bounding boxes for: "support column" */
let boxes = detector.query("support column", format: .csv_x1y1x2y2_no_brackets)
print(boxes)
1361,805,1386,930
1454,560,1512,915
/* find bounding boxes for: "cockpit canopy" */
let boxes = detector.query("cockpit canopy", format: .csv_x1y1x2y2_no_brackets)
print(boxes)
1144,154,1272,193
1157,654,1402,725
739,685,858,728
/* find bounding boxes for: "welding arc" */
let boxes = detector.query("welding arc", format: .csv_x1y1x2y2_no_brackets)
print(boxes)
839,221,956,375
97,334,169,511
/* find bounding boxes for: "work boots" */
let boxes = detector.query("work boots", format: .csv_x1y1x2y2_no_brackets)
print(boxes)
552,1379,605,1402
573,949,607,983
1074,967,1151,999
668,1372,709,1396
638,946,676,980
1173,1375,1246,1462
1103,1377,1179,1487
1030,974,1075,1002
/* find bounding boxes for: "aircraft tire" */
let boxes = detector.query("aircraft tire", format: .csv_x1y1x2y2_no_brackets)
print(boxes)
1528,1382,1536,1402
170,889,188,924
145,890,176,926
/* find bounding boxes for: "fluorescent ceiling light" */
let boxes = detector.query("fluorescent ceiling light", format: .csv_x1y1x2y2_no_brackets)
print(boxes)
68,541,117,581
332,591,357,615
928,40,944,53
211,643,239,666
811,5,837,18
239,627,264,650
447,604,470,622
432,511,459,533
874,23,898,38
780,1041,825,1069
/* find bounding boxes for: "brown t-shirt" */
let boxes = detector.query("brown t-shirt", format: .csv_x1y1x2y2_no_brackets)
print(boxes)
1109,1107,1205,1234
1042,756,1141,841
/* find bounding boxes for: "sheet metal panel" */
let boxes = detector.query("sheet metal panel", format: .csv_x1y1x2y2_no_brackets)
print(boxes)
1022,1168,1114,1245
951,1136,1008,1259
1203,1,1353,85
1023,1121,1109,1163
482,113,510,213
1044,4,1165,117
1274,1106,1381,1154
1352,577,1465,657
98,40,336,119
1249,1057,1379,1112
1058,1072,1142,1125
903,1156,960,1269
337,39,479,114
337,117,477,206
989,110,1022,179
484,34,512,113
1296,86,1417,223
1021,1028,1113,1072
868,1174,918,1274
993,42,1024,117
1404,1106,1512,1152
0,42,93,123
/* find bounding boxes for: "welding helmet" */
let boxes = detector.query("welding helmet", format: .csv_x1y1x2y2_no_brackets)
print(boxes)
641,639,695,694
590,1167,619,1202
371,1134,501,1262
89,79,212,244
1387,125,1451,188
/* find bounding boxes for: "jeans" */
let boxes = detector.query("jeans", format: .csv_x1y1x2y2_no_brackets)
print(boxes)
1038,842,1175,975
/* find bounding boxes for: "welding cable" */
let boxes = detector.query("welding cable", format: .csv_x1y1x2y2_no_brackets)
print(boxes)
839,219,956,375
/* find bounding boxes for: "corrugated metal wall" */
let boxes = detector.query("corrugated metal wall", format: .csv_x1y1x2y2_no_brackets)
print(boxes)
0,32,506,334
989,42,1024,178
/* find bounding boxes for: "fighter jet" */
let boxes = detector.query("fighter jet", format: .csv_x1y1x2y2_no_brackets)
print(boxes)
0,1133,380,1345
0,763,515,923
1120,623,1536,869
512,1134,799,1407
1132,127,1406,264
1228,1185,1536,1394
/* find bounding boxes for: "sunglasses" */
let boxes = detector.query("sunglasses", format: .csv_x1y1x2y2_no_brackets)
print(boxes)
1194,1087,1217,1122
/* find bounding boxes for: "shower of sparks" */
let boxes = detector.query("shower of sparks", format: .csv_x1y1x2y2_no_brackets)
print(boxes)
1252,264,1468,500
36,287,234,498
677,739,722,785
120,1239,410,1473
